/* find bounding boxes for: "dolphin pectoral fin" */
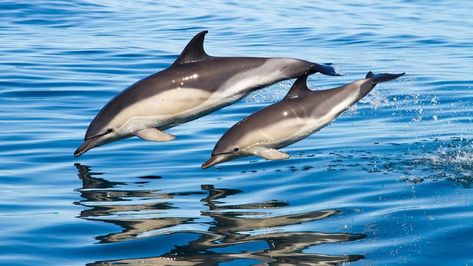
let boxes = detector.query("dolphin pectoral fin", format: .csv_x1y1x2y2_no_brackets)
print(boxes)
248,147,290,160
135,128,176,142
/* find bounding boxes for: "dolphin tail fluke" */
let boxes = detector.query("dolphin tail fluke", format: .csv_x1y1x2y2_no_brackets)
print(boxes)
366,71,405,84
310,63,342,76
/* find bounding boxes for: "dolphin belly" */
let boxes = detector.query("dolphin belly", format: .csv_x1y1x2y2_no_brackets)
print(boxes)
162,92,244,128
238,117,308,150
274,116,338,149
113,87,245,135
276,93,358,147
113,88,212,134
257,94,359,150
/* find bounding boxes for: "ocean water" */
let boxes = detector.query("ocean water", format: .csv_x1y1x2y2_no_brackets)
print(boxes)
1,0,472,265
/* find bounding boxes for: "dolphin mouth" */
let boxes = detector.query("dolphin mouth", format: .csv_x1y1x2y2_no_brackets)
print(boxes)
74,138,98,157
201,154,228,169
74,129,114,157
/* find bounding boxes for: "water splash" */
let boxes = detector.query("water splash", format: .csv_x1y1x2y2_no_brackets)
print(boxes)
327,138,473,186
243,80,292,104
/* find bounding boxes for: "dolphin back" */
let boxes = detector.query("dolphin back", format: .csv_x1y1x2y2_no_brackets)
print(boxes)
365,71,405,84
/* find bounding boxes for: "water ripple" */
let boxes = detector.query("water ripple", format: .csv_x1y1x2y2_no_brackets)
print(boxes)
1,0,473,265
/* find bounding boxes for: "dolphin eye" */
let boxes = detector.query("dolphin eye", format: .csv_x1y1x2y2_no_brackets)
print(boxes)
233,147,240,152
106,128,113,134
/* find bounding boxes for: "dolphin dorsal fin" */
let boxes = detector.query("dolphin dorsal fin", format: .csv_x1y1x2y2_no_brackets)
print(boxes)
173,30,210,66
284,75,310,100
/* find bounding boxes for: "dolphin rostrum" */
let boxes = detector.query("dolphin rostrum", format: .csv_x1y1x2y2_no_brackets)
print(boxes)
202,71,405,168
74,30,340,157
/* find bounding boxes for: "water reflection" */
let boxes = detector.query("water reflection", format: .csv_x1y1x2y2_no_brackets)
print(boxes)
75,164,365,265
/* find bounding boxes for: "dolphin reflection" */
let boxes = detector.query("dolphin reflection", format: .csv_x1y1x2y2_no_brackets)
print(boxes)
74,164,365,265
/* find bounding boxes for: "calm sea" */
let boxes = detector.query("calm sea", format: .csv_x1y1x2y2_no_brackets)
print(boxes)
1,0,472,265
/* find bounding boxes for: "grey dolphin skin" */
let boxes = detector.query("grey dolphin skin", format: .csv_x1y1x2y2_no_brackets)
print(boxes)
202,71,405,168
74,30,340,157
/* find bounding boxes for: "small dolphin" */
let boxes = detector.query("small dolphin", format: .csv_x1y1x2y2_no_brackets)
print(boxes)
202,71,405,168
74,30,340,157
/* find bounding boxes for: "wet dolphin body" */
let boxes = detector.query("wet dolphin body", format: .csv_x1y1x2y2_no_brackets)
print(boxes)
74,30,340,157
202,71,405,168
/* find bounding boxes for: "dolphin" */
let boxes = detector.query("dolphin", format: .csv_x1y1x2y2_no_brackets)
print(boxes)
74,30,340,157
202,71,405,168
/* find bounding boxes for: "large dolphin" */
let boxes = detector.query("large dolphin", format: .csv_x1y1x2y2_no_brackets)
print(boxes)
74,30,340,157
202,71,405,168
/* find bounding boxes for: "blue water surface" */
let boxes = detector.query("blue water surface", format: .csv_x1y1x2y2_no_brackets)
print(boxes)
1,0,473,265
